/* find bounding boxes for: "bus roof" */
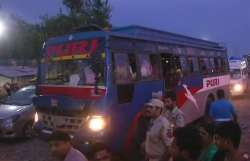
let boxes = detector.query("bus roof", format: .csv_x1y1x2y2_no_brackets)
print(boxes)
45,25,225,51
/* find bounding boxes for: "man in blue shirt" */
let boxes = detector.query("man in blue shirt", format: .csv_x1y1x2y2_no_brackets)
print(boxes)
209,89,237,124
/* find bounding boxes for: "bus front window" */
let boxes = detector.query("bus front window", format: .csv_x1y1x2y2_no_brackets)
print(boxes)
45,59,105,86
230,69,241,79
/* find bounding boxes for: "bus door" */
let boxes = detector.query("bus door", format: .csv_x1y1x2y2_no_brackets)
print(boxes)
112,53,137,104
161,54,182,91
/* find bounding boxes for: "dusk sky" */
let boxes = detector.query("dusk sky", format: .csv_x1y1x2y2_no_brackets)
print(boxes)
1,0,250,56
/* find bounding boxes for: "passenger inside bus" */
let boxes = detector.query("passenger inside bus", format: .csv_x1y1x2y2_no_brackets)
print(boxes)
114,53,135,84
69,66,80,86
161,54,182,90
46,59,104,86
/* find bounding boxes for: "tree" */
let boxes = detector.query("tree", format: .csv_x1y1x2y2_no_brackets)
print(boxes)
62,0,111,28
0,0,112,61
84,0,111,27
63,0,84,15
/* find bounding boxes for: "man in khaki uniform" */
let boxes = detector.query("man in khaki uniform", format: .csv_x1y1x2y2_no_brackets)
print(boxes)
163,91,185,129
145,98,173,161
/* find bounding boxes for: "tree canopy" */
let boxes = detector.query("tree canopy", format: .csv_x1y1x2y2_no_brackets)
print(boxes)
0,0,111,60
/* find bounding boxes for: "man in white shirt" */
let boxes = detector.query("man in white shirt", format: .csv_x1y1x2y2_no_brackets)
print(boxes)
49,131,88,161
145,99,173,161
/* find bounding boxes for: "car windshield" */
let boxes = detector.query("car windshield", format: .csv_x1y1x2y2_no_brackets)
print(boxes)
5,86,35,106
45,58,105,86
230,69,241,79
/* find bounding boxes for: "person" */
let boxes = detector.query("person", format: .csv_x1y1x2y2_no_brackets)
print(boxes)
170,126,203,161
205,94,215,117
69,65,80,86
3,82,11,96
125,102,152,161
84,66,96,84
163,91,185,129
198,122,218,161
212,122,242,161
209,90,237,125
203,94,215,123
144,98,173,161
49,131,88,161
91,143,113,161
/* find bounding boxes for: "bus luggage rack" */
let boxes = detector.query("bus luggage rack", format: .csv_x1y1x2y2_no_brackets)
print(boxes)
41,114,84,132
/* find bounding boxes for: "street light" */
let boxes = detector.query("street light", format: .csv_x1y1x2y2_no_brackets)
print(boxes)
0,21,6,37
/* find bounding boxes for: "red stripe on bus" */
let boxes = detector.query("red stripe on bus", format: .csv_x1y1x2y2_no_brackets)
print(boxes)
177,87,201,108
39,86,106,100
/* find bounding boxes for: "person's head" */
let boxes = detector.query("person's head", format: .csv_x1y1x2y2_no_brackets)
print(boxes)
143,103,152,117
216,89,225,99
208,94,215,102
164,91,177,111
145,99,164,118
199,122,214,147
214,122,241,151
91,143,112,161
171,126,203,161
49,131,72,159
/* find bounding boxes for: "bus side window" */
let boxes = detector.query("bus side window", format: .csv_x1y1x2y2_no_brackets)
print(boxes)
128,54,137,80
180,56,189,76
222,58,229,73
214,58,219,72
149,54,161,80
138,54,153,80
187,57,194,73
217,58,222,72
113,53,135,84
161,54,182,90
192,57,199,72
198,57,207,74
209,57,215,73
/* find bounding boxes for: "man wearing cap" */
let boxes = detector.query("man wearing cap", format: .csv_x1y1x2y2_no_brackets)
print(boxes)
49,131,88,161
144,98,173,161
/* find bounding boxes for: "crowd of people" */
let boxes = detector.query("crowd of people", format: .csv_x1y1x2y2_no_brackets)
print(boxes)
47,89,245,161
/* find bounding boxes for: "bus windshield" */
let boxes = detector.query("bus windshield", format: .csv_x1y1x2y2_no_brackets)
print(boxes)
230,69,241,79
45,57,105,86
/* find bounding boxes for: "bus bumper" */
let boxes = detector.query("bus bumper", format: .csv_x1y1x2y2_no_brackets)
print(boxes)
34,121,109,154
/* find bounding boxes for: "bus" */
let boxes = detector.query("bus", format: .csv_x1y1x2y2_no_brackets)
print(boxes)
229,57,248,95
33,25,229,153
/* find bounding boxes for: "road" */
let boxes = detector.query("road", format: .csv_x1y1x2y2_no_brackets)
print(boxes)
233,94,250,155
0,95,249,161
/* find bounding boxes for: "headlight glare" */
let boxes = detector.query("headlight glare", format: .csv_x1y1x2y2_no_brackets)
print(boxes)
34,112,39,123
88,115,106,132
234,84,243,92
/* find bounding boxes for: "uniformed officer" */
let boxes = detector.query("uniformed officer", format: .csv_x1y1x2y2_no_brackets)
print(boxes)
144,98,173,161
163,91,185,129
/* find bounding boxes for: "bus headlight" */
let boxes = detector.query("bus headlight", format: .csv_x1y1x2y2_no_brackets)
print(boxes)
233,84,243,92
88,116,106,132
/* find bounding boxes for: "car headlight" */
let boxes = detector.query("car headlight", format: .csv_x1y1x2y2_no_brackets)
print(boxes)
234,84,243,92
87,115,106,132
34,112,39,123
2,118,14,129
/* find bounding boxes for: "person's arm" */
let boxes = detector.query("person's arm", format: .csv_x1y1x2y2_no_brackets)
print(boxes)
160,123,173,148
176,112,185,127
160,124,172,161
